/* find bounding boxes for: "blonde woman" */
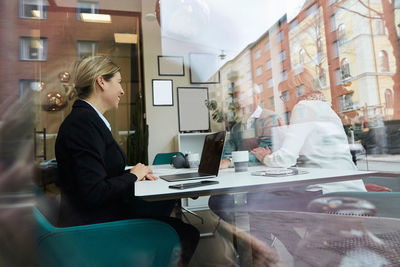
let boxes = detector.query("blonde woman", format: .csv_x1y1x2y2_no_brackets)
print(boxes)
56,56,198,265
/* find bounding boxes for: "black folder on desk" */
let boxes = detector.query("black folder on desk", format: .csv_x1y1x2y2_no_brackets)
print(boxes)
160,131,226,182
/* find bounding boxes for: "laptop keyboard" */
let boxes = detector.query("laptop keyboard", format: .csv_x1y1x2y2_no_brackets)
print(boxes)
173,172,212,178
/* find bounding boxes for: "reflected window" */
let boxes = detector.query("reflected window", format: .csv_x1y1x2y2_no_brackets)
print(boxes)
306,3,318,16
277,31,284,42
375,19,385,35
268,78,273,88
256,66,262,76
335,68,342,85
20,37,47,61
379,50,390,72
385,89,394,109
290,19,298,30
340,58,351,80
339,93,354,112
20,0,47,19
299,48,305,64
280,91,289,102
330,14,336,32
255,49,261,59
337,24,346,45
333,41,339,58
296,85,305,97
77,41,98,59
266,59,272,70
19,79,42,97
279,50,286,62
281,70,288,81
77,1,99,20
265,41,270,52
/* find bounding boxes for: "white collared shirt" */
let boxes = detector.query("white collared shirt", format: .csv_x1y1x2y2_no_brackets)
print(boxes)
81,99,111,131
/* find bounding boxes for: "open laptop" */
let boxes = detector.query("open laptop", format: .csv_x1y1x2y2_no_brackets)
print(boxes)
160,131,226,182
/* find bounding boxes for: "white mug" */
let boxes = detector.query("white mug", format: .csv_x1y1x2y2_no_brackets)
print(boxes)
231,151,249,172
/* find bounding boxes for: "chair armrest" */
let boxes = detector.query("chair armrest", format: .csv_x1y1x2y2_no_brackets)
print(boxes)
34,208,180,267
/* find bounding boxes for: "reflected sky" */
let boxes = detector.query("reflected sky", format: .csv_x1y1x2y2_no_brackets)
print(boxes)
161,0,304,60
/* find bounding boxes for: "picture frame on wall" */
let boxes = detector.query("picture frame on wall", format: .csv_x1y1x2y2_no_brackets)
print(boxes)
177,87,210,132
157,56,185,76
189,53,220,84
152,79,173,106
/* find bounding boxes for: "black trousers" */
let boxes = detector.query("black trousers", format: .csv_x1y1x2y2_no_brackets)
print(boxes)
128,197,200,265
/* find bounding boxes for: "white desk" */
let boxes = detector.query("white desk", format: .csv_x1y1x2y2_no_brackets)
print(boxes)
135,165,375,201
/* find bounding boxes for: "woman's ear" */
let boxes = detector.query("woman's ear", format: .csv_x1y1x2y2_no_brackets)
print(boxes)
96,76,105,90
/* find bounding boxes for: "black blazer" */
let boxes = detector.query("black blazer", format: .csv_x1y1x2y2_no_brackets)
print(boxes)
55,100,137,226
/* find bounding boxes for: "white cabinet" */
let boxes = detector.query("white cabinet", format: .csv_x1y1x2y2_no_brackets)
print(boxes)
177,132,213,210
177,132,212,155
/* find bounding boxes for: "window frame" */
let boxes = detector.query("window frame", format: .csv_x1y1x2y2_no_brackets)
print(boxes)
19,0,48,19
76,1,99,21
19,36,48,61
77,40,99,59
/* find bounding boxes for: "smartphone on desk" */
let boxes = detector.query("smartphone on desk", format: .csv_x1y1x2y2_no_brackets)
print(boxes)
169,180,219,190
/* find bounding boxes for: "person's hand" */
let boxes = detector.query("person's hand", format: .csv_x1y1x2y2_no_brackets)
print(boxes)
251,146,272,162
219,158,231,169
144,173,158,181
130,163,156,181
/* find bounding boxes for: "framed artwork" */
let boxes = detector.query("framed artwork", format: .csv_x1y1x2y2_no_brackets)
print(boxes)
177,87,210,132
157,56,185,76
189,53,220,84
152,79,173,106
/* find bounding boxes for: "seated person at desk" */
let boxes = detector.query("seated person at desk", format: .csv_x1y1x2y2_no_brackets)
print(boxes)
209,91,367,254
220,94,279,169
55,56,199,266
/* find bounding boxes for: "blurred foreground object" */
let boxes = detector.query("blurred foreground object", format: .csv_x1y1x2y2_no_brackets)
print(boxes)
0,92,36,266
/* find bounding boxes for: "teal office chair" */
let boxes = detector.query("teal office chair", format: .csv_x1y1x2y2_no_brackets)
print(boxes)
153,152,185,165
33,187,181,267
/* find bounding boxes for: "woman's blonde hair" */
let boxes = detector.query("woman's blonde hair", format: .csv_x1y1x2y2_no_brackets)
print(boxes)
74,56,120,99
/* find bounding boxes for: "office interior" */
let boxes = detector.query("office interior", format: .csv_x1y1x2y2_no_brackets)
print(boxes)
1,0,400,266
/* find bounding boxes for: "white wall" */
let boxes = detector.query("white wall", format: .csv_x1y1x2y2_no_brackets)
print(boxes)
142,0,196,163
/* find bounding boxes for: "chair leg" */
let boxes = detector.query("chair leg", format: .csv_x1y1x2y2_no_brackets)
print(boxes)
174,200,204,224
181,206,204,224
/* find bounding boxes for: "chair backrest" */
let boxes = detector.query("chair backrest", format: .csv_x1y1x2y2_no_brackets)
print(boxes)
153,152,184,165
33,207,181,267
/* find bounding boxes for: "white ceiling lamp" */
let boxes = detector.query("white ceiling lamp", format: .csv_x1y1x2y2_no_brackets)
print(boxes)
145,13,157,21
114,33,138,44
80,13,111,23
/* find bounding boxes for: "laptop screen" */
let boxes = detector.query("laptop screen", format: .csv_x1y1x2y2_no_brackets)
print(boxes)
198,131,226,175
